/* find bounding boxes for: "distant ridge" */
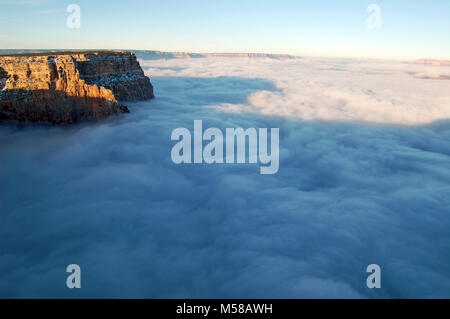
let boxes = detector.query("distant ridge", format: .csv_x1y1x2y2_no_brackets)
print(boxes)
411,59,450,66
0,49,301,60
133,50,300,60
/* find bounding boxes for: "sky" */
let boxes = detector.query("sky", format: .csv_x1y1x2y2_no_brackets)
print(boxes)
0,0,449,60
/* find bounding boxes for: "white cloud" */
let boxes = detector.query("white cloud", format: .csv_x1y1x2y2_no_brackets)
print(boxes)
1,57,450,298
141,57,450,125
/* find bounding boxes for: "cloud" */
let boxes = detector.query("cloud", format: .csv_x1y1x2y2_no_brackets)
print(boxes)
140,57,450,125
0,57,450,298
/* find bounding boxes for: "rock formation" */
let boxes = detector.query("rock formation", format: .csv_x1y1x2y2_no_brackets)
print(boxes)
133,50,300,60
0,51,154,124
0,50,300,61
412,59,450,67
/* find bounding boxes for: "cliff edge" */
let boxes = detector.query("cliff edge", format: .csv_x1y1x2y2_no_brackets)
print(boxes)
0,51,154,124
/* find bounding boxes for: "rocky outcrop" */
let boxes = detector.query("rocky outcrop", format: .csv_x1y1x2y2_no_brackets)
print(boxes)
0,51,154,124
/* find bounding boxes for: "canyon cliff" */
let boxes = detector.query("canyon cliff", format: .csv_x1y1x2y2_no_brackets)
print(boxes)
133,50,300,60
0,51,154,124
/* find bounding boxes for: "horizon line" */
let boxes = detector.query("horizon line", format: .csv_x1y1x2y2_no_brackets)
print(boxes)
0,48,448,63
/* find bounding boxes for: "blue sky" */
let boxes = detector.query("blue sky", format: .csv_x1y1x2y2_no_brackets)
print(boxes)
0,0,449,59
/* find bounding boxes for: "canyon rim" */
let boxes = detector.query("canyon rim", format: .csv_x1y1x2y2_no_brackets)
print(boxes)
0,51,154,124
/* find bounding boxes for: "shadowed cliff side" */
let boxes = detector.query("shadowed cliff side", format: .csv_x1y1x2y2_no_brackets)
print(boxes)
0,89,129,124
0,51,154,124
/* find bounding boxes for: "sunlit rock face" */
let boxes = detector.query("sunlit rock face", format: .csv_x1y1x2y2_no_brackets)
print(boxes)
0,51,154,124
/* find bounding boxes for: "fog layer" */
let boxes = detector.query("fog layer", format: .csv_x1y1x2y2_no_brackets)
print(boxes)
1,57,450,298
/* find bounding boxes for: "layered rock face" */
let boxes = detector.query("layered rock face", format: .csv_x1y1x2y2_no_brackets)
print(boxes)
0,51,154,124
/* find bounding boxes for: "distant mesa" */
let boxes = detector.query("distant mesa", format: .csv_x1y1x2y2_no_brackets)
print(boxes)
0,51,154,124
412,59,450,67
0,49,301,61
132,50,301,60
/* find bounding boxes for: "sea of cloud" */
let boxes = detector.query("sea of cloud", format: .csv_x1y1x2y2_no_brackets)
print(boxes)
141,57,450,125
1,57,450,298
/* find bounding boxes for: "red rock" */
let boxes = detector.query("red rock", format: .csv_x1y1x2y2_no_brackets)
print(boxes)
0,51,154,124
